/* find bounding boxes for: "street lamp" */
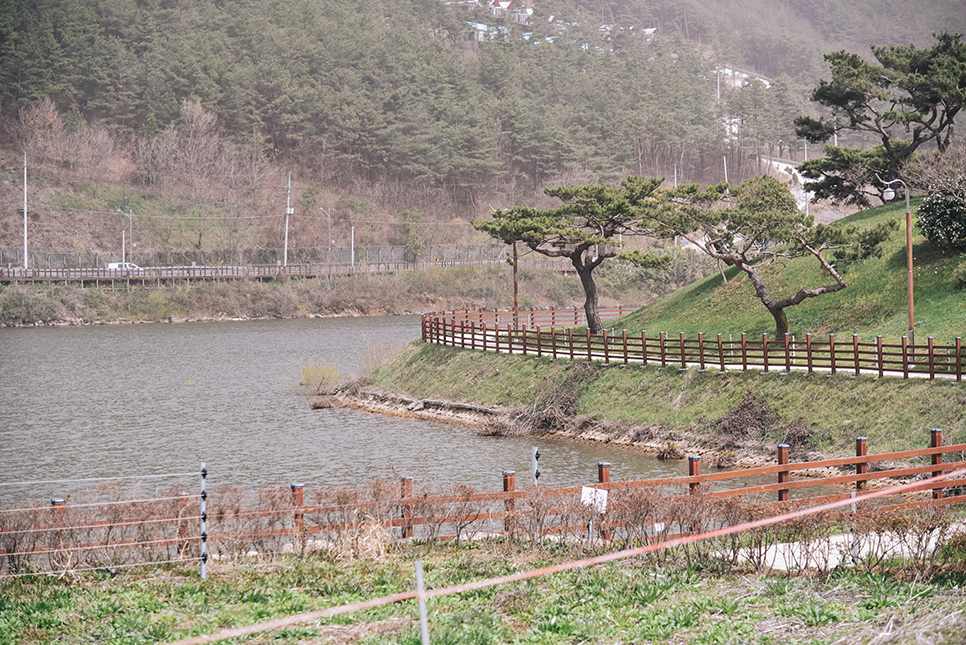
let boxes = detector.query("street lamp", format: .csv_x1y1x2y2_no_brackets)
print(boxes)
116,208,133,263
880,177,914,348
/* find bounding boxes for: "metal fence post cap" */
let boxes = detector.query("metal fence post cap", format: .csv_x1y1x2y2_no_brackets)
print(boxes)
503,470,515,476
856,437,868,442
932,428,943,434
290,483,303,491
688,455,700,461
598,462,611,467
778,444,790,449
402,476,413,481
51,498,64,506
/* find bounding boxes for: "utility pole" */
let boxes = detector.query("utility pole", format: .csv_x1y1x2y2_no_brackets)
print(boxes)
278,174,295,266
23,153,28,270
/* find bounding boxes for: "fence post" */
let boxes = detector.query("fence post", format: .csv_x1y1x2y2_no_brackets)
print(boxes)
784,333,791,373
855,437,867,493
291,483,304,538
536,326,542,357
902,336,909,378
598,462,610,484
958,337,963,382
717,333,725,371
829,333,836,374
853,334,861,376
569,328,574,361
928,337,936,380
806,333,813,373
586,329,592,361
401,477,414,539
741,333,747,371
551,327,557,359
623,330,629,364
932,429,944,500
597,462,611,541
762,333,769,373
503,470,515,535
680,332,687,369
698,332,705,371
643,331,648,366
777,444,790,502
688,456,701,495
603,329,609,363
200,462,208,580
660,332,667,367
877,336,884,378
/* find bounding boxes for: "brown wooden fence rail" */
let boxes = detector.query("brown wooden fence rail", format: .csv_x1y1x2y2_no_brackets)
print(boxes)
421,308,964,380
4,432,964,573
219,430,966,546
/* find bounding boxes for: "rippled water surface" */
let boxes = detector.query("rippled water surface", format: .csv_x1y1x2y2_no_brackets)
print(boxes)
1,317,691,503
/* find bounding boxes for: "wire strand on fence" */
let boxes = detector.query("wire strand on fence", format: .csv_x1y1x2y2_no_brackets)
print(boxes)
162,467,966,645
0,514,203,537
0,494,201,514
2,557,203,579
0,473,200,487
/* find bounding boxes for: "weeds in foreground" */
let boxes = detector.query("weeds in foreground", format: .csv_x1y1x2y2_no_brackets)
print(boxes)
2,534,966,645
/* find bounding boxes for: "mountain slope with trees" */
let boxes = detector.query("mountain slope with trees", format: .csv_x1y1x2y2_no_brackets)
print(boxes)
1,0,964,262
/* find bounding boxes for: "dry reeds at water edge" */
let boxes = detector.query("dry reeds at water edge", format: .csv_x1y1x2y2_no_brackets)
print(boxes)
298,359,340,395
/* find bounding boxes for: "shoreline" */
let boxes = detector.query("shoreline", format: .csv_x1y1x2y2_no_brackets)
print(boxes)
0,310,416,328
328,389,873,482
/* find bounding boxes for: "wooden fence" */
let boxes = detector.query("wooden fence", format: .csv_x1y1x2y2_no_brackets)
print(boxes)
421,308,964,380
216,430,966,547
4,431,964,575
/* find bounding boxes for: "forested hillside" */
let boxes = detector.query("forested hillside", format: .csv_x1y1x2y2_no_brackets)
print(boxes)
1,0,963,261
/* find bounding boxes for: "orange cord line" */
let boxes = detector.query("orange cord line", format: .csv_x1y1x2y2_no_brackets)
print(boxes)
164,467,966,645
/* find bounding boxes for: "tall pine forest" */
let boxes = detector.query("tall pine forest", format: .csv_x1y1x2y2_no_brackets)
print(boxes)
1,0,965,262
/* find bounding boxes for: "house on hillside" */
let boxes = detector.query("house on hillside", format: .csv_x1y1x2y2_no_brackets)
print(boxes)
489,0,532,25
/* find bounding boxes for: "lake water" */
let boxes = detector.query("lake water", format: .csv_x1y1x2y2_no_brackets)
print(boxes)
0,316,692,505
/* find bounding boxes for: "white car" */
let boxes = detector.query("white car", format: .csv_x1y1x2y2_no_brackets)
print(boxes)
105,262,140,270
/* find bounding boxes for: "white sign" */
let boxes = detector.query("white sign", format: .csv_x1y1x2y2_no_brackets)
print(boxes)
581,486,608,513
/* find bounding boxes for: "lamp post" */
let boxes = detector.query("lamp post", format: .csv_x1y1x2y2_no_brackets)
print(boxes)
116,208,133,263
881,178,914,348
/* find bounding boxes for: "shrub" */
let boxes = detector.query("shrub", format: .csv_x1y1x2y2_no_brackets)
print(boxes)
952,257,966,289
298,359,340,395
917,178,966,249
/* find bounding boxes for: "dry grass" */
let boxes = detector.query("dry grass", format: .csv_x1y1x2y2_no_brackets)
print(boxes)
298,359,341,395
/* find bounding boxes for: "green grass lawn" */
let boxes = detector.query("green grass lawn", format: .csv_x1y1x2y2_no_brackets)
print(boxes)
2,542,965,645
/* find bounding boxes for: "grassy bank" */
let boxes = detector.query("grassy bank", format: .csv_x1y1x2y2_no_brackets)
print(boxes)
368,342,966,459
614,199,966,342
366,200,966,461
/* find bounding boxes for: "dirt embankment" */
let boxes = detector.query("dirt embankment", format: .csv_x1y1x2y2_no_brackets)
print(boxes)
327,379,852,480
